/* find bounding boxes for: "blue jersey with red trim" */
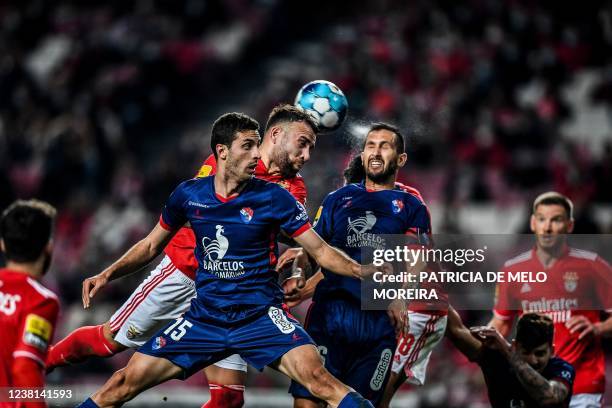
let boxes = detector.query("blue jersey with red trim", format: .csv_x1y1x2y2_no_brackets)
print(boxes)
161,176,310,323
312,182,431,302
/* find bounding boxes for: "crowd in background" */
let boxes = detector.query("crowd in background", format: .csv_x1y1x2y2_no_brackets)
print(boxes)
1,0,612,406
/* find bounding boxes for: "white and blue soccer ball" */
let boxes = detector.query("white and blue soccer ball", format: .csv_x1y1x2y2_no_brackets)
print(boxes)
294,80,348,131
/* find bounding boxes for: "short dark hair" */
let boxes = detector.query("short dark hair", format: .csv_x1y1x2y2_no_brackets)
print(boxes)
211,112,260,158
365,122,405,154
343,155,365,184
1,199,57,262
533,192,574,219
515,313,554,350
265,104,318,134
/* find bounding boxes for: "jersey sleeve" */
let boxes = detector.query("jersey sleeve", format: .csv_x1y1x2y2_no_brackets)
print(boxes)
195,154,217,178
14,297,59,367
313,193,335,241
405,201,432,246
593,256,612,312
548,358,575,393
273,187,311,238
160,181,190,231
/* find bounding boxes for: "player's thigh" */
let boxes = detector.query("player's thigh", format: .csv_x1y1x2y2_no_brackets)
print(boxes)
391,312,447,386
204,360,247,385
109,258,195,348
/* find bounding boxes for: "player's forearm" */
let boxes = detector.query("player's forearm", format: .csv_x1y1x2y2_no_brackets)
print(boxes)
508,353,567,405
445,307,481,361
302,270,324,299
102,237,162,281
315,244,360,278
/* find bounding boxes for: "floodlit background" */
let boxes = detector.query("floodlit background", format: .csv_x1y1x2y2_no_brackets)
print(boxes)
1,0,612,406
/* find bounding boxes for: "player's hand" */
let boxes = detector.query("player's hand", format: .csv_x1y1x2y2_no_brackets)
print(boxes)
82,273,109,309
276,248,303,271
387,299,409,335
566,315,601,340
469,326,511,357
282,266,306,308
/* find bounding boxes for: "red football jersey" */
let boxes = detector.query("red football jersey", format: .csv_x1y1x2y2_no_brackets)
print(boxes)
493,247,612,394
0,269,59,388
163,154,308,279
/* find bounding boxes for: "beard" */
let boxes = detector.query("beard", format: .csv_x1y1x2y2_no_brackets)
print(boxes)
273,148,301,179
366,158,398,184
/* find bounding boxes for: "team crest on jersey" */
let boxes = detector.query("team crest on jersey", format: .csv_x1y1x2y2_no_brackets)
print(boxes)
347,211,377,234
240,207,253,223
391,199,404,214
202,225,245,278
152,336,166,350
126,324,142,340
346,211,385,249
202,225,229,261
563,271,578,293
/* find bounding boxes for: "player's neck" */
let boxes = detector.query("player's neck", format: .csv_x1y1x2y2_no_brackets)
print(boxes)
258,143,278,175
535,245,565,268
213,170,248,199
364,177,395,191
5,260,43,279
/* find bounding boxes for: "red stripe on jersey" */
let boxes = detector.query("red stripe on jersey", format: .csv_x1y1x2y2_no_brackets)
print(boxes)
291,223,311,238
109,263,176,331
159,215,174,231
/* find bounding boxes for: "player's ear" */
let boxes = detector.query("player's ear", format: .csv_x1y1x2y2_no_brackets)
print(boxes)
529,214,536,233
397,152,408,168
269,125,283,144
567,218,575,233
0,239,5,253
216,143,228,160
45,240,54,256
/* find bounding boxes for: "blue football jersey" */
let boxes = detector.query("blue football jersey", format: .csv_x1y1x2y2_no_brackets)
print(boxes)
160,176,310,323
312,182,431,301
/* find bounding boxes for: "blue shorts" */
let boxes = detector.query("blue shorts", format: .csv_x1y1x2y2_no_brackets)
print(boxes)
289,295,396,405
139,304,313,378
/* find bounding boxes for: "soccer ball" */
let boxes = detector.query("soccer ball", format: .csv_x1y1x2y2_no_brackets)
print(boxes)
294,80,348,131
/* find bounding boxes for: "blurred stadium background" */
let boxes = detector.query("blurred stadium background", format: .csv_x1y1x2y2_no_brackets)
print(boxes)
1,0,612,406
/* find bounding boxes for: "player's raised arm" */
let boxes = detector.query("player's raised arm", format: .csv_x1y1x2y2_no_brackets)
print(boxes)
82,222,179,308
83,179,191,308
292,228,364,279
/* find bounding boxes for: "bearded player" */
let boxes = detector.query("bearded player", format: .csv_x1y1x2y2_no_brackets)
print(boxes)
47,104,317,408
489,192,612,408
281,124,447,407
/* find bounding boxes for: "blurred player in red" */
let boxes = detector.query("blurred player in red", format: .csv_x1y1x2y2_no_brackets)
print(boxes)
0,200,59,408
46,104,317,408
490,192,612,408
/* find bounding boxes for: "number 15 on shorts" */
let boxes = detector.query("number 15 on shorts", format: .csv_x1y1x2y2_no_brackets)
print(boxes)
164,317,193,341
